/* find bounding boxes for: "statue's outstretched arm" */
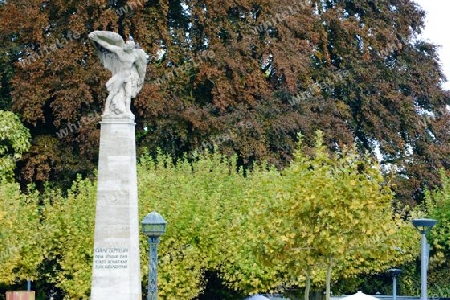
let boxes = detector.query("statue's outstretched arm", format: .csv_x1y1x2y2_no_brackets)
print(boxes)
89,31,130,75
89,31,126,57
89,31,124,47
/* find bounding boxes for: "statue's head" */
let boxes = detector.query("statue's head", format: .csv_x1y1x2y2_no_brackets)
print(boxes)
125,40,136,50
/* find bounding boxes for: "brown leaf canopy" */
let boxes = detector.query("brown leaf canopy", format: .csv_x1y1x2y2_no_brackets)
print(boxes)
1,0,449,202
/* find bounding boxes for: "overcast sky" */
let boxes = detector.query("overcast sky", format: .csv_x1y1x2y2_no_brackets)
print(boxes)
413,0,450,90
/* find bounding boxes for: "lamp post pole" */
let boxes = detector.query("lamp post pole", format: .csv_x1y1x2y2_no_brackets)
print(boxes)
147,236,160,300
393,275,397,300
412,218,437,300
388,268,402,300
420,233,427,299
142,212,167,300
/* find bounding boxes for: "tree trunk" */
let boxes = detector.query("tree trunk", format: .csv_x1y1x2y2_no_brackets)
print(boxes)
326,257,333,300
304,267,311,300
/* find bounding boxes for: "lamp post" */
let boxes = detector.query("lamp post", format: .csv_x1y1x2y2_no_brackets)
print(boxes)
388,268,402,300
412,218,437,300
142,212,167,300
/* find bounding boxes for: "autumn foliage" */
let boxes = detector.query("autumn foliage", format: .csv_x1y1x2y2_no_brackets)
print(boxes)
0,0,448,204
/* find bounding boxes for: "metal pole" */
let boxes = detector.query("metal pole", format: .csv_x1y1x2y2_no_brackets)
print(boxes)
420,233,427,300
148,237,160,300
393,276,397,300
27,278,31,291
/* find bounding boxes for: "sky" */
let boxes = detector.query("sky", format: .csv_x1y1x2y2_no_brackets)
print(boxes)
413,0,450,90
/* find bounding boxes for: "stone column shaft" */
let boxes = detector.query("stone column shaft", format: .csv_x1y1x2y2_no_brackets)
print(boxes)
90,116,141,299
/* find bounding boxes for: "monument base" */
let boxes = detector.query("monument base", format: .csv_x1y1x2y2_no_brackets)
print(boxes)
90,116,141,299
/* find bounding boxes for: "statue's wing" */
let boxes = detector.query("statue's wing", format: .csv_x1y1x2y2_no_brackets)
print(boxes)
134,49,148,88
89,31,125,74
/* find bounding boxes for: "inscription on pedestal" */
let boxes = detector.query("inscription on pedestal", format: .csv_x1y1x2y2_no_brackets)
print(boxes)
94,247,129,269
97,190,130,206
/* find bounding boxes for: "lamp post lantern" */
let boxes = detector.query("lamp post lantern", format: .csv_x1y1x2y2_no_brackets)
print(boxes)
388,268,402,300
412,218,437,300
142,212,167,300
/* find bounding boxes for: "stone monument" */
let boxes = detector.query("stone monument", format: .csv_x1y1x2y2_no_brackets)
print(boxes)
88,31,147,299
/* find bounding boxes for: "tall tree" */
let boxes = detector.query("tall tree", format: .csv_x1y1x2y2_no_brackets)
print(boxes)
248,132,418,297
1,0,448,203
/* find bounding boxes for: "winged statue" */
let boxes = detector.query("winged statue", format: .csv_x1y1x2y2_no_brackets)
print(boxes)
89,31,147,117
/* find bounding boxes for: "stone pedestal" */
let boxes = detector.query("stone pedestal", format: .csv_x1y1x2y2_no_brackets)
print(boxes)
90,115,141,299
